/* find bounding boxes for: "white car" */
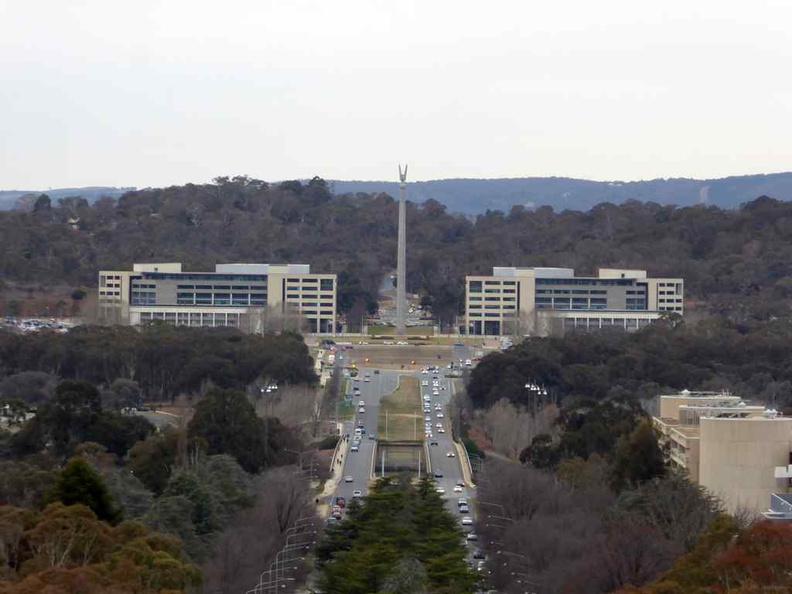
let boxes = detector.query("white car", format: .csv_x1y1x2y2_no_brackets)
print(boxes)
423,396,431,402
436,423,443,428
345,476,354,483
364,376,370,382
438,428,445,433
352,490,363,498
436,412,444,418
358,400,365,406
421,380,429,386
436,487,446,494
425,415,431,421
447,451,456,458
432,391,439,396
453,485,463,493
461,517,473,525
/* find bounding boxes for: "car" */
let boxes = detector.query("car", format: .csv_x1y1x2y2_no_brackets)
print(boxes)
358,400,365,406
461,517,473,526
331,510,342,520
459,505,470,513
476,560,486,571
434,469,443,478
465,359,472,366
453,485,463,493
438,428,445,433
466,532,478,541
458,498,468,507
423,396,431,402
359,407,365,413
344,476,353,483
432,390,439,396
350,445,359,452
436,412,444,418
456,481,465,488
368,433,376,440
446,451,456,458
473,549,486,559
436,487,445,494
425,415,431,421
352,490,363,498
364,376,370,382
430,440,438,446
421,380,429,386
357,420,364,427
335,496,346,508
436,423,443,428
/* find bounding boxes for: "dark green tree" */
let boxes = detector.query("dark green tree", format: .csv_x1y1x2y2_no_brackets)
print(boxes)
610,420,667,491
46,457,118,522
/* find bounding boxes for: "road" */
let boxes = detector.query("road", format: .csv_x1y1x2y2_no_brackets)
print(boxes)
331,367,400,504
329,343,480,554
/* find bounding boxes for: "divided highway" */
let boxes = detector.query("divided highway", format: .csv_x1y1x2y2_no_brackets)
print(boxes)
327,343,480,556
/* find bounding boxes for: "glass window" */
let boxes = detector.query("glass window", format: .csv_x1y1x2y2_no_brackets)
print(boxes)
484,289,501,294
485,297,499,301
303,278,318,283
484,280,501,285
469,281,482,293
214,293,231,305
195,293,212,305
232,294,249,306
469,296,482,301
321,279,334,291
502,289,516,294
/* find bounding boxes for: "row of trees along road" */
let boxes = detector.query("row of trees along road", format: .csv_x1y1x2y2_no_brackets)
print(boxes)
4,177,792,326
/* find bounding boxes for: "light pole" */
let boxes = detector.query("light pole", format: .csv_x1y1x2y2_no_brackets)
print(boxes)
477,501,508,517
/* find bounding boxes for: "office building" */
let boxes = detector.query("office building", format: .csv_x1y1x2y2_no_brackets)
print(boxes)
464,267,683,336
98,263,337,334
653,390,792,515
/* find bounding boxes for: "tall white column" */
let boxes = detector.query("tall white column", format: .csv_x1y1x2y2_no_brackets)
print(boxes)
396,164,408,335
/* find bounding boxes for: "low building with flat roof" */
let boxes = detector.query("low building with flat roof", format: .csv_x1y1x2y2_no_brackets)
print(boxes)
653,390,792,514
464,267,683,336
98,262,337,334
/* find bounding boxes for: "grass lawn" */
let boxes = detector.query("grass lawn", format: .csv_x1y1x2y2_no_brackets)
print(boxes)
337,401,355,421
377,376,423,442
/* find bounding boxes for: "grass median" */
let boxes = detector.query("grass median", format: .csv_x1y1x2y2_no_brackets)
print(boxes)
377,375,422,442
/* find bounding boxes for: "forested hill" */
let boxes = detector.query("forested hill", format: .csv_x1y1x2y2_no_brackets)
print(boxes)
333,172,792,214
3,176,792,326
6,172,792,214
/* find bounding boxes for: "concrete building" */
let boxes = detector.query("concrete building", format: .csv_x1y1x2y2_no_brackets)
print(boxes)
98,263,337,334
653,390,792,514
464,267,683,336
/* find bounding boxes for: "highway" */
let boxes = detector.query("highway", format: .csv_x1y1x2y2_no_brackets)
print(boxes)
329,343,480,551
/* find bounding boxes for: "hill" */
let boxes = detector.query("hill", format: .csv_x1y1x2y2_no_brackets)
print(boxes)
333,172,792,213
0,187,133,210
5,172,792,214
3,176,792,329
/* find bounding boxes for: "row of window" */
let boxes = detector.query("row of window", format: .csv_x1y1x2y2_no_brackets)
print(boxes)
144,273,269,281
131,291,156,305
535,297,609,311
139,311,243,327
175,284,265,290
536,278,635,286
537,289,608,295
175,292,267,306
286,279,335,291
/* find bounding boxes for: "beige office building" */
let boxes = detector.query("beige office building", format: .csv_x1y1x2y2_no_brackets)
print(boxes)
99,262,337,334
464,267,683,336
653,390,792,514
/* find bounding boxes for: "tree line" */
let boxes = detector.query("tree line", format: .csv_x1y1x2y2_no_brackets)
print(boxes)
3,176,792,326
0,324,316,402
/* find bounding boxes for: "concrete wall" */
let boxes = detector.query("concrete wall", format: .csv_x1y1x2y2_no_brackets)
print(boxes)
699,417,792,513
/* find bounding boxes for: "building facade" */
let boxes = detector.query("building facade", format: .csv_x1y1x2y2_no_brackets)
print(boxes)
653,390,792,515
98,263,337,334
464,267,683,336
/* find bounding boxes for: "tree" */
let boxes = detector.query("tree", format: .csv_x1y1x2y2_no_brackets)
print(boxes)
188,388,291,473
128,430,180,495
45,458,118,523
610,420,667,491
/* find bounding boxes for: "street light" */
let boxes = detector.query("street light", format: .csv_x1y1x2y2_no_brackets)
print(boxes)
477,501,508,516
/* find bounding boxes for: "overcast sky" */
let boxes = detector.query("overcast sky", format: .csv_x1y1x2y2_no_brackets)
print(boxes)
1,0,790,189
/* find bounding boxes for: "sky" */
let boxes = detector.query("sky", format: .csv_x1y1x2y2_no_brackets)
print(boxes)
1,0,791,189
